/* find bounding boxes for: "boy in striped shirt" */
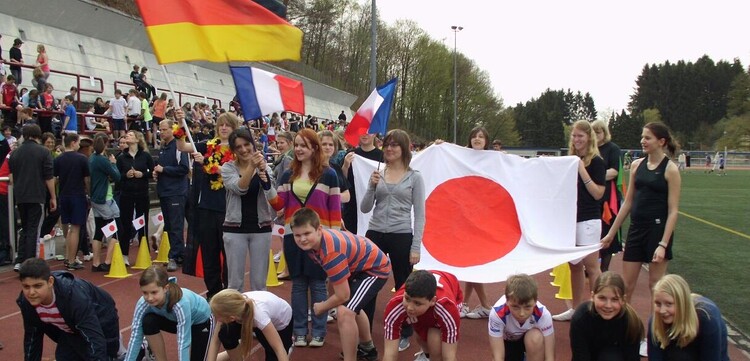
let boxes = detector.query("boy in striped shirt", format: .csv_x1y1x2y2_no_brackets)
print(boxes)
17,258,123,360
290,208,391,361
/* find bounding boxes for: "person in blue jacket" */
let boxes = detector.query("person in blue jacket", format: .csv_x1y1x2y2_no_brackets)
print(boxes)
125,265,215,361
17,258,123,360
649,274,729,361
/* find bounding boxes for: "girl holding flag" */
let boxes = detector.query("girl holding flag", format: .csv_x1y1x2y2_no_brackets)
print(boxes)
174,110,239,299
259,128,341,347
553,120,606,321
360,129,425,350
434,126,496,319
602,122,681,355
220,128,275,292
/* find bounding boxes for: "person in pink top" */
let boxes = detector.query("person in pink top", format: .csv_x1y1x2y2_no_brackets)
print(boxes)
35,44,50,79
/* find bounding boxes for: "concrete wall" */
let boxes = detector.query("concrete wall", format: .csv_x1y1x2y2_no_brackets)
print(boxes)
0,0,356,120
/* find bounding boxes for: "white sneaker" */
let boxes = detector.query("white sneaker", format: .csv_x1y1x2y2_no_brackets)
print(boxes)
42,234,52,241
466,306,492,319
639,338,647,357
414,351,430,361
552,308,575,321
83,253,93,262
459,303,469,318
273,251,281,263
123,256,130,267
330,308,337,319
294,335,308,347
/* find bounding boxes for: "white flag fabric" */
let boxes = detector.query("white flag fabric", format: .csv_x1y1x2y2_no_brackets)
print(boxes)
272,224,285,237
352,142,600,283
151,212,164,226
132,215,146,231
102,220,118,239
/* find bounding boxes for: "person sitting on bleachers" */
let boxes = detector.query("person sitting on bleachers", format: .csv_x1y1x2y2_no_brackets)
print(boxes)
85,104,110,132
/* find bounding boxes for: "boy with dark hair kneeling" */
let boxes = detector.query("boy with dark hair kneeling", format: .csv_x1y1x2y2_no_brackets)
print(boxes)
489,274,554,361
383,270,463,361
17,258,124,360
290,208,391,361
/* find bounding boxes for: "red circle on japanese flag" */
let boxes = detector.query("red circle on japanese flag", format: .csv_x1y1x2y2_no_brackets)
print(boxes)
109,225,116,231
423,176,522,267
139,219,145,225
157,215,163,221
279,228,285,235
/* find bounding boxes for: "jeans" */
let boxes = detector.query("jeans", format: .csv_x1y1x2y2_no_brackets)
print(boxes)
160,195,186,261
291,276,327,338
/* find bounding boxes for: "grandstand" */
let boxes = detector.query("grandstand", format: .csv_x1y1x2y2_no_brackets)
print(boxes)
0,0,356,129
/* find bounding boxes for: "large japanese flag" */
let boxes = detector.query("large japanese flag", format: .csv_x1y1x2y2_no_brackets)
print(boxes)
352,143,600,283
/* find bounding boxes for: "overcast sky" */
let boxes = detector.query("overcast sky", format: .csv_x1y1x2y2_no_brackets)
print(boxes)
376,0,749,115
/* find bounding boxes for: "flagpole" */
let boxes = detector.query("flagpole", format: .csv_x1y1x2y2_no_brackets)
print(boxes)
160,64,197,152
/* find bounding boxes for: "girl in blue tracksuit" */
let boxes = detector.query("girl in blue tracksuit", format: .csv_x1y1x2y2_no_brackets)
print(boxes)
125,265,215,361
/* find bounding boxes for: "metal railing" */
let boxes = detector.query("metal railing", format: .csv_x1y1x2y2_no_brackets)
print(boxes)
1,61,105,109
113,81,222,108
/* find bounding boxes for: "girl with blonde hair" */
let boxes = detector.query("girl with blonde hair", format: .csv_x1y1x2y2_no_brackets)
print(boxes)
208,289,293,361
554,120,606,322
116,130,154,265
649,274,728,360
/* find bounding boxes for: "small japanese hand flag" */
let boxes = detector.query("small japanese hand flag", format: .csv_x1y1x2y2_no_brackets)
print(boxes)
132,215,146,231
102,220,118,239
151,212,164,226
272,224,285,237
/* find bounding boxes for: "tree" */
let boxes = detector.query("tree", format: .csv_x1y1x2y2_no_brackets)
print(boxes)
628,55,745,146
727,71,750,117
609,110,643,149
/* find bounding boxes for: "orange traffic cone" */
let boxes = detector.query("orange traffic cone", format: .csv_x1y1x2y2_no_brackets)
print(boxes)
105,242,132,278
266,250,283,287
153,232,170,263
195,246,204,278
132,236,153,270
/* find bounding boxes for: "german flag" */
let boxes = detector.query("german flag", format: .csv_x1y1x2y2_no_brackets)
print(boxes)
135,0,302,64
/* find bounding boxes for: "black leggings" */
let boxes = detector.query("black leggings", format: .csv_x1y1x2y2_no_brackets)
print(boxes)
366,230,414,337
142,313,214,361
219,321,293,361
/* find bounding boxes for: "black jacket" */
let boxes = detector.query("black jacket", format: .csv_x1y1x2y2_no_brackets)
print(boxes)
117,148,155,196
17,271,120,361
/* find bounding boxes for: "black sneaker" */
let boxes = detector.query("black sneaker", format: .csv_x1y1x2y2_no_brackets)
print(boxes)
339,345,378,361
66,261,84,271
92,263,110,272
359,346,378,361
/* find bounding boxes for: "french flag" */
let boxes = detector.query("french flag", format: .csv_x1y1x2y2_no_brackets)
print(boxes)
230,66,305,120
344,78,398,147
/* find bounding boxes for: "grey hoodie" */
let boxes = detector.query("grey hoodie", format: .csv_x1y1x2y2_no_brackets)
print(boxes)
221,160,276,228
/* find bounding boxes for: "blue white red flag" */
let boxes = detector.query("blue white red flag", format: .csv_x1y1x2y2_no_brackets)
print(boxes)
344,78,397,146
230,66,305,120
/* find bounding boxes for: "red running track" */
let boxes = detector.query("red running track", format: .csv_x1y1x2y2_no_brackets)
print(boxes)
0,243,746,360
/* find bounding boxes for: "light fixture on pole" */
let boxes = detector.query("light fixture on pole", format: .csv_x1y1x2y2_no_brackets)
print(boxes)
451,25,463,143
